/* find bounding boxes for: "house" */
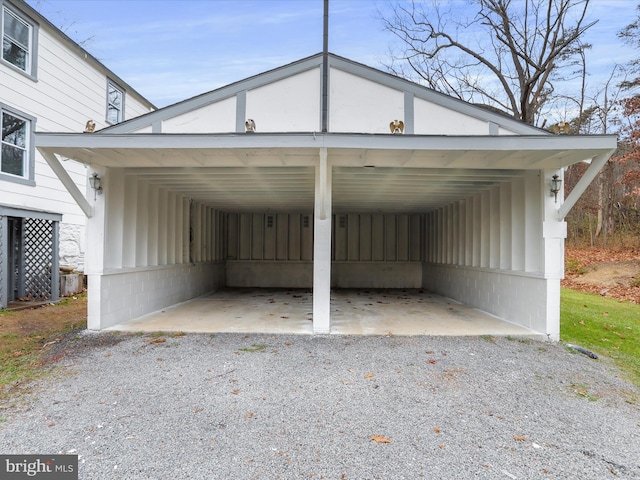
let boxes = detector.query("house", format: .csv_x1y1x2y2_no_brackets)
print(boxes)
35,52,616,340
0,0,154,308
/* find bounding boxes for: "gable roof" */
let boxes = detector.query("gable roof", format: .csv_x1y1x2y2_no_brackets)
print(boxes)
102,52,544,136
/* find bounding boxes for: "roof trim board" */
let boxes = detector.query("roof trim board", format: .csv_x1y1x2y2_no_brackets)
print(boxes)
100,53,547,137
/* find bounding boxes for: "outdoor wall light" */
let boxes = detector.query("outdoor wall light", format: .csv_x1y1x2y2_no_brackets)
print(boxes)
245,119,256,133
551,174,562,203
89,173,103,199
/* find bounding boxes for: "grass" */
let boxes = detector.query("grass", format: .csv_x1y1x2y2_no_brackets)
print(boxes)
561,288,640,388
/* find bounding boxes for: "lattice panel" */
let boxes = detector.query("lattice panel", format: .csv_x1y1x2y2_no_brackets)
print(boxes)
23,218,54,301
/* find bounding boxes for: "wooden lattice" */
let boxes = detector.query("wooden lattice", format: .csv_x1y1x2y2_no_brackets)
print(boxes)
23,218,54,301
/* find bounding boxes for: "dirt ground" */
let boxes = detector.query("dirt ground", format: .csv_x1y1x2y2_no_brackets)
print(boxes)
563,246,640,304
0,295,87,336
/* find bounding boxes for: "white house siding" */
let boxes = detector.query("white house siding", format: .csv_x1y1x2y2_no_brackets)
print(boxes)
0,0,153,270
330,69,404,134
163,96,237,133
421,170,565,339
246,68,320,132
414,98,497,136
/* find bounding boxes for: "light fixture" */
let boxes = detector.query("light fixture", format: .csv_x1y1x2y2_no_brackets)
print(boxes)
89,173,103,199
84,119,96,133
551,174,562,203
245,119,256,133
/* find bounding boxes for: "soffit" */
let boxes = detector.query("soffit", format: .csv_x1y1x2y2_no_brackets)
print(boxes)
36,132,617,214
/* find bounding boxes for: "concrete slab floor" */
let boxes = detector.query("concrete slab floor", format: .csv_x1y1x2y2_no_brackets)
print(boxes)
106,288,541,338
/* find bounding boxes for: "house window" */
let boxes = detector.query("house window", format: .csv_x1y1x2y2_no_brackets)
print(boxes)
2,5,36,77
1,105,34,184
106,81,124,124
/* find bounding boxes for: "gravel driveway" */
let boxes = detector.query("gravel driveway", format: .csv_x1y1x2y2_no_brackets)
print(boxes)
1,332,639,479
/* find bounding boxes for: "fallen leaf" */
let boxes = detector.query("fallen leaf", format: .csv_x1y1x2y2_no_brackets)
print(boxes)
434,427,441,434
387,331,393,337
438,444,445,449
104,353,112,357
364,373,375,379
245,412,254,418
231,389,240,395
513,435,527,442
193,408,203,413
150,338,166,344
428,359,437,364
284,342,292,346
12,351,23,358
370,435,391,443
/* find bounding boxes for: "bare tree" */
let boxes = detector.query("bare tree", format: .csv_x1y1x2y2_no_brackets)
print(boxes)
382,0,595,125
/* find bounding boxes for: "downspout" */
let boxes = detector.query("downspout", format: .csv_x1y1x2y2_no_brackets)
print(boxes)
321,0,329,133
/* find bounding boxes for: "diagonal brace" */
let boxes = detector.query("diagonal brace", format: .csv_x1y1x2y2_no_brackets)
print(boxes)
39,149,93,218
557,149,616,220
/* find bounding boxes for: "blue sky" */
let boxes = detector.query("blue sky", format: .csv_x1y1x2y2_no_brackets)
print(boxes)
28,0,638,110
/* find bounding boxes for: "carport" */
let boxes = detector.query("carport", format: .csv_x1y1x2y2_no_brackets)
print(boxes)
35,53,616,340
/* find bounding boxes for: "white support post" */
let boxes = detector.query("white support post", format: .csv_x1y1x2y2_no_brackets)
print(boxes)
313,147,332,334
86,166,106,330
542,168,568,341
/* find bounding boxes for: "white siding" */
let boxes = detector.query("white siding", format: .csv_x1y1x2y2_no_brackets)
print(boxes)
330,69,404,133
414,97,492,135
246,68,320,132
0,2,153,267
163,96,236,133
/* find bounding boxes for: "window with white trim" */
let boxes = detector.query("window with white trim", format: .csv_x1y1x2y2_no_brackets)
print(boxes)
1,107,33,182
1,4,35,76
106,81,124,124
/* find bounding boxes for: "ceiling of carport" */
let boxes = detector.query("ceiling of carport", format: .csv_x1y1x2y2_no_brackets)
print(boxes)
36,132,617,214
127,165,524,213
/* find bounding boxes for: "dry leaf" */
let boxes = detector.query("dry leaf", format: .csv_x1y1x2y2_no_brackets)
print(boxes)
370,435,391,443
231,389,240,395
434,427,441,434
364,373,375,379
387,331,393,337
193,408,203,413
513,435,527,442
150,338,166,344
438,444,445,449
245,412,254,418
428,359,437,364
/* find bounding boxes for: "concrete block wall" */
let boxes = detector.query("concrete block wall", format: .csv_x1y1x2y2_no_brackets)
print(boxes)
422,263,556,339
88,262,225,329
332,262,422,288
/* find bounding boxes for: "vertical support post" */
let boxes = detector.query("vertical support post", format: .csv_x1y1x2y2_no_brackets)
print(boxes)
313,147,332,333
86,166,107,330
51,220,60,302
542,168,568,341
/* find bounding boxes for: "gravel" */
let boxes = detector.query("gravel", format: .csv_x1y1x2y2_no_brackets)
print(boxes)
1,332,639,479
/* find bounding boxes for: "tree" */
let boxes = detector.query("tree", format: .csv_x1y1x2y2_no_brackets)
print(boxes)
382,0,595,125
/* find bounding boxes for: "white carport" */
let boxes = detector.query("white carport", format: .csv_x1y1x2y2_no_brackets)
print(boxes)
36,54,617,339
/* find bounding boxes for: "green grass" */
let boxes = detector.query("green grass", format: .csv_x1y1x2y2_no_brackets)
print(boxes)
561,288,640,388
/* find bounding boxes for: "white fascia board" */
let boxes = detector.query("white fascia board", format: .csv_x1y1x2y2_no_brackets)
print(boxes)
36,132,617,151
103,55,325,134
